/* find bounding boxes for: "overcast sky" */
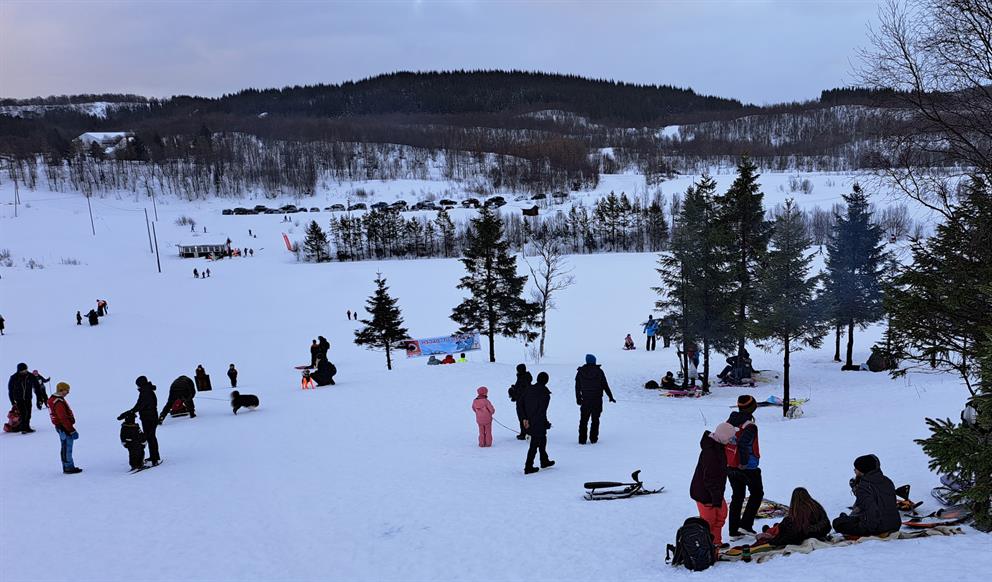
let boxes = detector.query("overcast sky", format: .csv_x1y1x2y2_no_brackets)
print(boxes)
0,0,882,104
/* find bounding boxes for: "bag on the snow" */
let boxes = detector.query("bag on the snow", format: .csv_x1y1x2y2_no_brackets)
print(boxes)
666,517,715,571
3,406,21,433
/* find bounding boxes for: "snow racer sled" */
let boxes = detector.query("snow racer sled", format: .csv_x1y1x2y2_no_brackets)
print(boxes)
583,470,664,501
169,399,191,418
3,406,21,433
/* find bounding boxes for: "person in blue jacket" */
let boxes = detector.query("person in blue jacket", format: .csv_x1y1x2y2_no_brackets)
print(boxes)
642,315,659,351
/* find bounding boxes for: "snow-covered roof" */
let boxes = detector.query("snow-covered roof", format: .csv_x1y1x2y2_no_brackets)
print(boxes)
76,132,131,145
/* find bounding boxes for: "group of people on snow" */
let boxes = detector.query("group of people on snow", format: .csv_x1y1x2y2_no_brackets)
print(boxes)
690,394,903,559
75,299,109,327
428,353,467,365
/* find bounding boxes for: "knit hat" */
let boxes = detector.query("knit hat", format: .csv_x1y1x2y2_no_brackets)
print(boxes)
536,371,549,384
55,382,70,394
854,454,880,474
737,394,758,415
16,363,28,372
516,363,527,374
585,354,597,365
135,375,148,387
711,422,736,445
477,386,488,397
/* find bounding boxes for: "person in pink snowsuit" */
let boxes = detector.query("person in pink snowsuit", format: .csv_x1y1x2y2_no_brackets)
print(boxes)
472,386,495,447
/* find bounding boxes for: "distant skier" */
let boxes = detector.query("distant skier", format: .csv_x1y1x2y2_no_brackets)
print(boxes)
471,386,495,447
76,311,82,325
523,371,554,474
508,364,531,440
119,376,160,466
227,364,238,388
47,382,81,474
574,354,615,445
643,315,659,351
159,375,196,423
119,411,146,471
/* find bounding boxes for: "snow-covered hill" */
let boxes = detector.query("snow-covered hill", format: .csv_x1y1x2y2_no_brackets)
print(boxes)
0,184,984,581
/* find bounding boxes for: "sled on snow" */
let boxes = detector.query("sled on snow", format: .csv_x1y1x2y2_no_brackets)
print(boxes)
902,505,972,528
741,497,790,519
583,470,664,501
169,399,191,418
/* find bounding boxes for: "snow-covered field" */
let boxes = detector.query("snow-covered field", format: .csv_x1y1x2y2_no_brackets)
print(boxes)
0,178,986,581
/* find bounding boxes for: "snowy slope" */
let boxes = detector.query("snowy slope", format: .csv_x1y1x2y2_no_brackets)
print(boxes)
0,185,986,582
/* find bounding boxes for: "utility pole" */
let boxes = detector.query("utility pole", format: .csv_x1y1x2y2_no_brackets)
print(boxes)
151,186,158,221
144,208,153,253
10,158,18,218
152,220,162,273
85,190,96,235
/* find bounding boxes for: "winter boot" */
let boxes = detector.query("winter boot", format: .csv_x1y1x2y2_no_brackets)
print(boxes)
516,434,527,440
540,459,556,469
63,467,82,474
524,466,540,475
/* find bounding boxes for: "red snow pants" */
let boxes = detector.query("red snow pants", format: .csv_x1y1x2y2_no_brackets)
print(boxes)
477,422,493,447
696,499,728,546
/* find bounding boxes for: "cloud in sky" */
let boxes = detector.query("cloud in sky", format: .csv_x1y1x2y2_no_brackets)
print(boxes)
0,0,882,104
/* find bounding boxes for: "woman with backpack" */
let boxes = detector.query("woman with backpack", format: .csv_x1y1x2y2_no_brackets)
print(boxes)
756,487,831,546
690,422,736,551
726,395,763,537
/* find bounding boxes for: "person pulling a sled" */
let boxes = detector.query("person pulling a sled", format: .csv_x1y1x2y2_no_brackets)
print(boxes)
575,354,615,445
8,363,38,433
523,372,554,474
831,454,901,537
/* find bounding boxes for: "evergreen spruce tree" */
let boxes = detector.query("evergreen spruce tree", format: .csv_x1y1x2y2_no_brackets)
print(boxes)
655,175,736,390
303,220,330,262
824,183,887,369
452,206,539,362
435,208,456,257
753,200,828,415
354,273,409,370
716,155,772,355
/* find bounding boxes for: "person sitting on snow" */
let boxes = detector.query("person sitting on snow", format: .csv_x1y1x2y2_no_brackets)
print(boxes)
831,454,901,537
660,371,677,390
427,355,441,366
442,354,456,365
623,334,635,350
457,353,468,363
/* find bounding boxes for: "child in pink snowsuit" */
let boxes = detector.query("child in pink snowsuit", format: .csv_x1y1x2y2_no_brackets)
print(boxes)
472,386,495,447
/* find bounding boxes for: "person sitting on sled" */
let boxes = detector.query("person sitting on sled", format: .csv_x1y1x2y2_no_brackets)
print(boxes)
623,334,635,350
301,370,316,390
660,371,677,390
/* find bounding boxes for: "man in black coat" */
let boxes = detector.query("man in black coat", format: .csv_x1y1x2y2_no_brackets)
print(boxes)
311,358,336,386
317,336,330,363
507,364,531,440
7,363,37,433
159,375,196,423
574,354,615,444
832,454,902,536
119,376,161,465
523,371,555,474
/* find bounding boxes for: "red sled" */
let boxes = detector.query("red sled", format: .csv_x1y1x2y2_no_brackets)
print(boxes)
170,399,190,418
3,406,21,433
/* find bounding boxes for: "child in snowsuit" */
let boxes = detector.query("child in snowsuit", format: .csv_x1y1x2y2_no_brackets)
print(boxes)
119,412,146,471
690,422,736,550
472,386,495,447
227,364,238,388
623,334,635,350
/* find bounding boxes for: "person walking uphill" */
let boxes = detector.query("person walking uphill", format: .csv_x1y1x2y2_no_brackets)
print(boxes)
508,364,531,440
119,376,161,465
523,372,555,474
575,354,615,444
832,454,901,537
643,315,659,351
8,363,37,433
690,422,736,551
48,382,81,474
726,395,763,537
471,387,495,447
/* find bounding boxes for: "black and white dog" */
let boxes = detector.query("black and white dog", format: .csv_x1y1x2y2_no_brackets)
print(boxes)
231,391,260,414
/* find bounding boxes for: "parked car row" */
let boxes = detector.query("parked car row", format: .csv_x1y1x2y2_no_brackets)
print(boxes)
221,195,512,216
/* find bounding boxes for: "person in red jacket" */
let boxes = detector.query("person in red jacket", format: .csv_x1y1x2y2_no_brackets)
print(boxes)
47,382,81,474
689,422,735,550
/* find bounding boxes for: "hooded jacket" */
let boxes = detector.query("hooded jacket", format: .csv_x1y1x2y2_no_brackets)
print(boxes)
472,388,495,424
126,380,158,421
47,393,76,433
8,370,37,406
690,431,728,506
850,469,902,534
575,364,614,406
523,379,551,435
726,411,760,470
508,371,532,407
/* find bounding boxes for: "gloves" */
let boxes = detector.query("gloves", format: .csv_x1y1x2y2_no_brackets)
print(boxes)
609,398,617,403
69,431,79,440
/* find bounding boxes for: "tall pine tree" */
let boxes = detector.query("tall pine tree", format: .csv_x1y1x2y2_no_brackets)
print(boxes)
716,155,772,355
303,220,330,262
655,175,736,390
452,206,539,362
824,183,887,369
354,273,409,370
753,200,828,414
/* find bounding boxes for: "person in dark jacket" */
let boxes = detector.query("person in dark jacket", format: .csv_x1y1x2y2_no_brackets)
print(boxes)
119,411,146,471
690,422,735,548
76,311,82,325
523,372,555,474
309,339,319,368
317,336,330,362
227,364,238,388
311,358,336,386
758,487,831,546
660,371,677,389
32,370,50,409
8,363,37,433
727,395,763,536
194,364,212,391
159,375,196,423
48,382,81,473
832,454,902,537
119,376,160,465
507,364,531,440
574,354,616,444
87,310,99,326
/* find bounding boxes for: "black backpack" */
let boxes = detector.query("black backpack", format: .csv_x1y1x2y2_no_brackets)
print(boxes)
666,517,715,571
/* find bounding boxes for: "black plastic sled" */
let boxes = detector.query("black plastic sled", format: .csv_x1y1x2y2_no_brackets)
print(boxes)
584,470,664,501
